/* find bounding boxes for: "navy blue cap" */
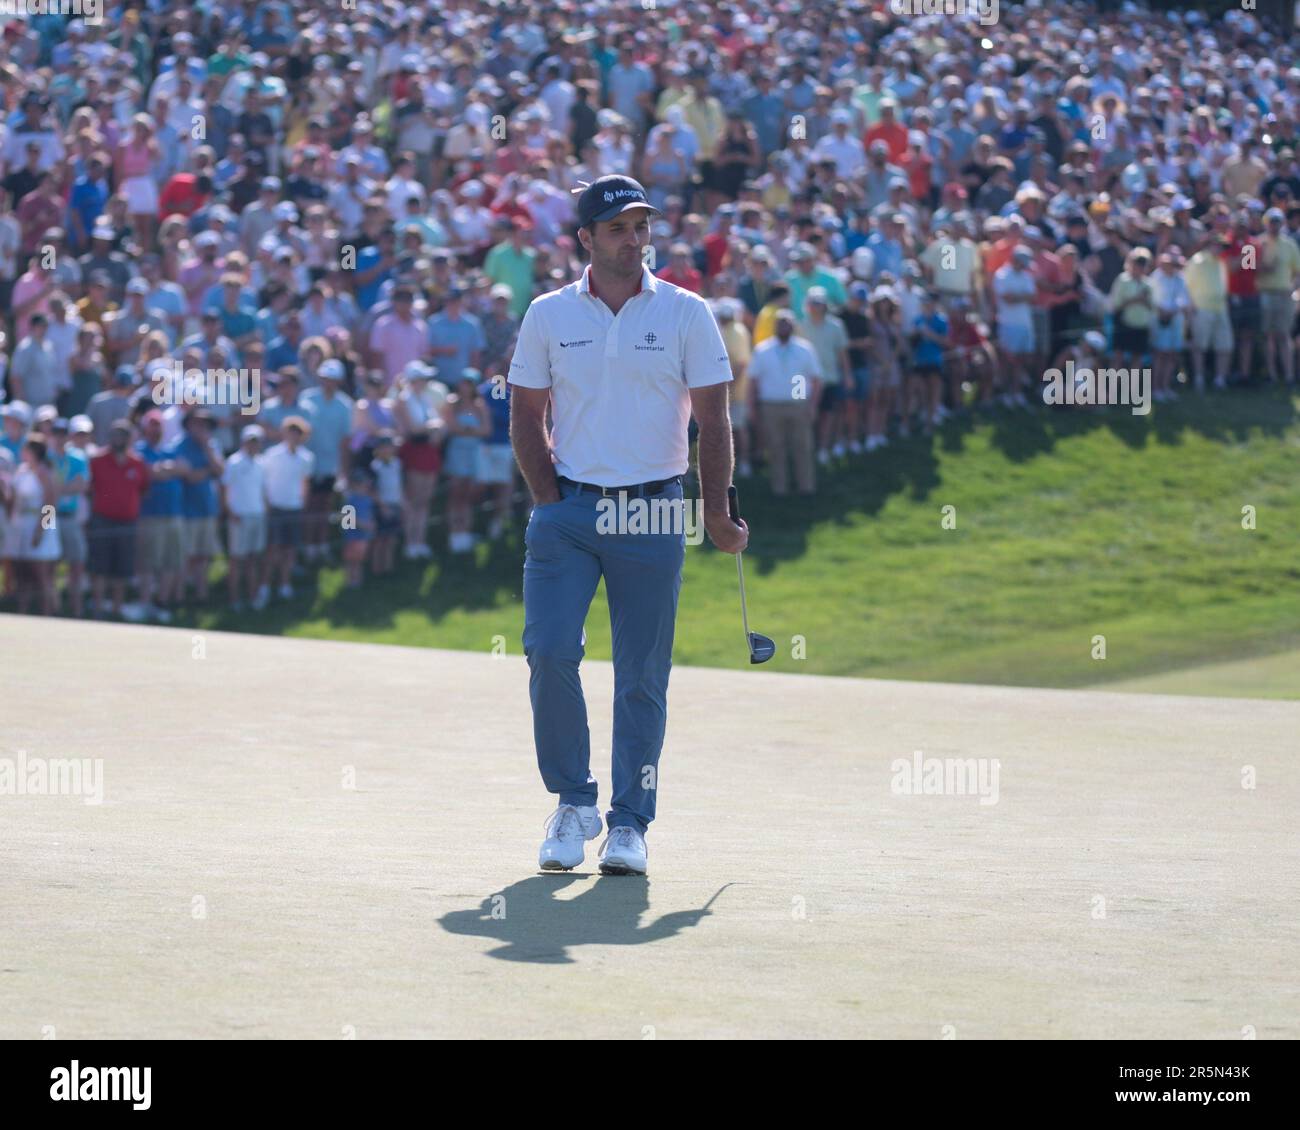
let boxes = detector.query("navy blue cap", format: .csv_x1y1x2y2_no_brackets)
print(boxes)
575,175,660,229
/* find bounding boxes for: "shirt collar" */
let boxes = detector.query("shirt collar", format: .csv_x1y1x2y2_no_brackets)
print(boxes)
580,264,658,300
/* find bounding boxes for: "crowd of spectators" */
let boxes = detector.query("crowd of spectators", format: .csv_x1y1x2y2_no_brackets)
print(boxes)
2,1,1299,617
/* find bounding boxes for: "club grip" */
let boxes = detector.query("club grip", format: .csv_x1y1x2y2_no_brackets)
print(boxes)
727,484,739,523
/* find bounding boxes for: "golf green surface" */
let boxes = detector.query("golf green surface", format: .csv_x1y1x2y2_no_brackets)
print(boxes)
4,614,1296,1038
168,385,1299,700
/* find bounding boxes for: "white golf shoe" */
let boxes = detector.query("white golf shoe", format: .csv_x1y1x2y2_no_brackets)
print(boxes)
597,826,648,876
538,804,603,871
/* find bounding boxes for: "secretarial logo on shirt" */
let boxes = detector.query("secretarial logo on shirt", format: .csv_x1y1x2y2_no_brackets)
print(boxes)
635,331,666,352
559,339,592,349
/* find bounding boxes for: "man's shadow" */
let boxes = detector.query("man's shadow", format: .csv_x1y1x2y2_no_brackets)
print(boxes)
438,877,731,963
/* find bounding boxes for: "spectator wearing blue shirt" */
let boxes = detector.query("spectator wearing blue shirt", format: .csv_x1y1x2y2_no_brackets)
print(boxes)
427,289,486,386
743,72,780,155
476,373,515,541
67,156,110,255
173,411,225,604
910,294,950,435
49,418,90,616
354,229,396,312
210,274,258,348
298,359,355,562
134,410,186,620
866,215,908,282
265,308,306,373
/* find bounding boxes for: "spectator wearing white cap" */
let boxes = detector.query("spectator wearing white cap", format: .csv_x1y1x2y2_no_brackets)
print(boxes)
1183,233,1234,393
1108,246,1155,372
1147,251,1192,403
480,284,521,375
103,280,168,368
220,424,268,612
239,177,282,256
993,246,1039,405
784,242,847,319
179,231,225,318
299,358,354,562
261,415,314,600
812,111,867,179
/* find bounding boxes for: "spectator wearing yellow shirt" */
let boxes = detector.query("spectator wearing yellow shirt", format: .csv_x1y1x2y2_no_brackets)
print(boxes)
1257,208,1300,385
920,221,984,312
1183,234,1233,391
1108,247,1155,370
758,156,795,213
715,300,754,478
753,282,792,347
681,72,726,163
76,272,119,329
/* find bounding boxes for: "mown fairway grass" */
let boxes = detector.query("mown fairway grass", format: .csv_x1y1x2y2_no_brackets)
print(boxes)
185,384,1299,698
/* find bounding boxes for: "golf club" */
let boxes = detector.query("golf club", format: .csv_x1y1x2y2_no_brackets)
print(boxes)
728,485,776,665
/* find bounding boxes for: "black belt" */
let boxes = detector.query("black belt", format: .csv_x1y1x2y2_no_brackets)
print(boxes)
557,475,682,498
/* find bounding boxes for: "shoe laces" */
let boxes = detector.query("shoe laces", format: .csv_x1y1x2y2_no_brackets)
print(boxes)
543,805,583,842
601,826,639,855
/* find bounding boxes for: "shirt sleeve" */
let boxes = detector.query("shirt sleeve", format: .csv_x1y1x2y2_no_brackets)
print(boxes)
801,341,823,379
682,298,733,389
506,301,551,389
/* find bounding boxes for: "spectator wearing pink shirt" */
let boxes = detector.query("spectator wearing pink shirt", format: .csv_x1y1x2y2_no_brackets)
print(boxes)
367,286,429,385
10,256,55,341
178,231,225,317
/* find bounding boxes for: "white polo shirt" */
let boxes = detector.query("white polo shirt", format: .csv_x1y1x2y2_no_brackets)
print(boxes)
220,449,267,516
748,335,823,402
261,441,315,509
508,264,731,486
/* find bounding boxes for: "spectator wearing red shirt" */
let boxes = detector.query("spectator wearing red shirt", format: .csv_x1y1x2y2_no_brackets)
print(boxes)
656,242,703,292
1224,218,1262,381
702,207,735,280
88,419,151,617
900,129,934,205
157,172,214,219
1027,226,1065,366
864,100,909,164
16,172,64,256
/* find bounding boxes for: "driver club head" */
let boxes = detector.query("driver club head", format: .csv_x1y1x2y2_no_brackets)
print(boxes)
747,632,776,665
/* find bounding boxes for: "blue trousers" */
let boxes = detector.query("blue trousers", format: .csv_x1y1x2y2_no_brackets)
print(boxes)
522,479,686,835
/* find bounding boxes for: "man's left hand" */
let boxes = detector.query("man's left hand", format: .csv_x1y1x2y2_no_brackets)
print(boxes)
705,509,748,555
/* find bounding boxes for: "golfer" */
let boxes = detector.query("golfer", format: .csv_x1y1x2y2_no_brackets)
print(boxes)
509,174,748,876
